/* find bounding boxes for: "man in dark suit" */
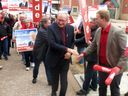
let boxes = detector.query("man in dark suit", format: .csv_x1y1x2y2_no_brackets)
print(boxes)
46,12,78,96
32,17,51,85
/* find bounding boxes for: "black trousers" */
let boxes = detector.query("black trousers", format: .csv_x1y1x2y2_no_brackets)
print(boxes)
24,51,33,67
33,60,41,79
33,60,52,84
51,60,70,96
99,71,122,96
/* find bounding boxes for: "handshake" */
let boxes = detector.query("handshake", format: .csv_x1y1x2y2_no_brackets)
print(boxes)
64,48,79,60
65,48,85,60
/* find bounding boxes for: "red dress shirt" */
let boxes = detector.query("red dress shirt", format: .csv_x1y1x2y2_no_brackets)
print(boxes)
99,24,111,64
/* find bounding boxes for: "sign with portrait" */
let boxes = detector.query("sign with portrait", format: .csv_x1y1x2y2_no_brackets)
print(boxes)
8,0,32,11
14,28,37,52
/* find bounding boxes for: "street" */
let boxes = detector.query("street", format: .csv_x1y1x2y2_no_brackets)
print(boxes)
0,48,79,96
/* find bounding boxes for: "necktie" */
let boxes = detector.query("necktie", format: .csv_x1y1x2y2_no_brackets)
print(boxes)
60,28,67,45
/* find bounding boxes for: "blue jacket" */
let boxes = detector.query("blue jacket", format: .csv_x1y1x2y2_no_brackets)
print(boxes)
45,22,75,67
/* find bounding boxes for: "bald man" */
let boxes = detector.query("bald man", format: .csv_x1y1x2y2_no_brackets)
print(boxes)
45,12,78,96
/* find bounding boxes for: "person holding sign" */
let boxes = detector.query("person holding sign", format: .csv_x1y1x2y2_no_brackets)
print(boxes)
77,10,128,96
24,19,35,71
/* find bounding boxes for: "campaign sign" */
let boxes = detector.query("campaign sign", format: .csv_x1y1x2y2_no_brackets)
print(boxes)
15,28,37,52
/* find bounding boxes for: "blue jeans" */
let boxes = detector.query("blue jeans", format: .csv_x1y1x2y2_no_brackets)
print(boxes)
0,38,8,58
77,47,86,64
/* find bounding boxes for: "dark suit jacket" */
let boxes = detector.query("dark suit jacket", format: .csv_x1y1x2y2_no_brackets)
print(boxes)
45,22,74,68
33,27,48,63
75,22,87,48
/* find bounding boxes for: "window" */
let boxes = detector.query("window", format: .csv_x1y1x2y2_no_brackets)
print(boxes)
72,6,78,13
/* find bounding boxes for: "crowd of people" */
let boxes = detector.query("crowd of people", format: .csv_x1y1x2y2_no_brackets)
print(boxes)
0,9,128,96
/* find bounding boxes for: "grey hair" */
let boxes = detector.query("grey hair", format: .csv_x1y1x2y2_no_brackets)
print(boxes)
57,11,69,20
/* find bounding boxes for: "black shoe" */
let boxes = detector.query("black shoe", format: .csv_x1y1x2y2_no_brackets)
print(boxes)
48,82,52,86
0,56,2,60
90,85,97,91
76,89,89,95
8,53,11,56
51,92,57,96
32,78,37,84
4,57,8,60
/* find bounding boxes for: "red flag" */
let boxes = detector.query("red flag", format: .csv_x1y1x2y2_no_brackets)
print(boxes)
32,0,42,23
79,0,91,44
48,0,52,5
69,15,74,24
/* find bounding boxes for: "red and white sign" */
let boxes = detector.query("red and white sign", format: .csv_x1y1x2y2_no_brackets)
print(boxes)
79,0,90,44
32,0,42,23
8,0,32,11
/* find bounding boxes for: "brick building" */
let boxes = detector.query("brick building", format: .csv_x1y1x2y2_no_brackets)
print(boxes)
62,0,128,20
51,0,128,20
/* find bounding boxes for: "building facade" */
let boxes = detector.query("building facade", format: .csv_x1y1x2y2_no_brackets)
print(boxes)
51,0,128,20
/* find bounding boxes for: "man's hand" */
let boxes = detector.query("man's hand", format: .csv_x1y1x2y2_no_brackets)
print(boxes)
105,66,121,85
67,48,79,56
64,52,71,60
77,53,84,62
110,67,120,75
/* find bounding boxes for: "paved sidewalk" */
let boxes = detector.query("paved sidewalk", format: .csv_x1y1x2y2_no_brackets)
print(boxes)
0,48,79,96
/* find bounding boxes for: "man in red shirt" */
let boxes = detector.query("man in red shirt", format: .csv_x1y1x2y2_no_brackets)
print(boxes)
78,10,128,96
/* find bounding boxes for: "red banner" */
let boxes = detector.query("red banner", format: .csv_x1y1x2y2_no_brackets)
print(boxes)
79,0,90,44
48,0,52,5
32,0,42,23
